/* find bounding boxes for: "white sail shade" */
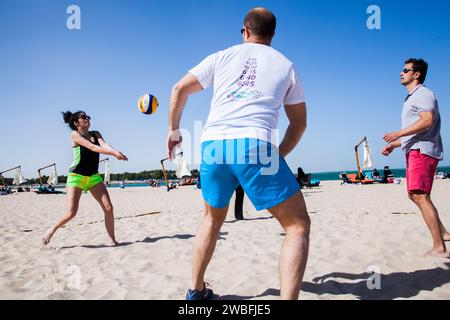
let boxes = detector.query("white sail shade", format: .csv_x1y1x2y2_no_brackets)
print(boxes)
13,168,27,185
47,166,58,185
362,140,373,169
104,161,111,183
176,156,191,179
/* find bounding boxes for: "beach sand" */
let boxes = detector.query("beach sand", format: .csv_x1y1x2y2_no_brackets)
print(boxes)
1,180,449,300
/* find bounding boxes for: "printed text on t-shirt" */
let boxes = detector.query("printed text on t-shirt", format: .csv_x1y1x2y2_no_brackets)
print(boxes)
237,58,257,87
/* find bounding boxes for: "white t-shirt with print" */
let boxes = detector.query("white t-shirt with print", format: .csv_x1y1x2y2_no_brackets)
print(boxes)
189,42,305,144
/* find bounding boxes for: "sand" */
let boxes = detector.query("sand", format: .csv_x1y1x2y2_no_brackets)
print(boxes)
1,180,449,300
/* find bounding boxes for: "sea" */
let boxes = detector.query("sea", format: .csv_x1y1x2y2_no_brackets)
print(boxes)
105,166,450,187
310,166,450,181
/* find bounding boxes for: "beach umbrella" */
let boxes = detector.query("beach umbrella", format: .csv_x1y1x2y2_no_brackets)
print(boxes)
13,167,27,185
362,139,373,169
47,166,58,185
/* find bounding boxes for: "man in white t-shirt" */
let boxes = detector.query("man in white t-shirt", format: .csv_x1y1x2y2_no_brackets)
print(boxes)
167,7,310,300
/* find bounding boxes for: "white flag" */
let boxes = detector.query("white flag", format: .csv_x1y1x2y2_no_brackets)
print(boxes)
363,140,373,169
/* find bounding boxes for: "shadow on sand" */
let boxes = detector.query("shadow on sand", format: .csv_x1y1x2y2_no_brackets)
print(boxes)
217,288,280,300
224,216,274,224
205,264,450,300
58,233,196,250
302,264,450,299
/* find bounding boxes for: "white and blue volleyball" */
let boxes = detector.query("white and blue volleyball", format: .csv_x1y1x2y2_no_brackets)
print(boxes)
138,93,159,115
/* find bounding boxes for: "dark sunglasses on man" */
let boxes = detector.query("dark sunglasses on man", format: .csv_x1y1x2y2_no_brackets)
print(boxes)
79,114,91,120
401,68,414,74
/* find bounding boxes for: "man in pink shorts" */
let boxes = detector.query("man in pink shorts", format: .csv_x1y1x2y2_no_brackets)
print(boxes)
382,58,449,258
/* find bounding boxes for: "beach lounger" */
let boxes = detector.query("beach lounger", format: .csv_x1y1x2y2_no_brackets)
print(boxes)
34,186,65,194
346,174,374,184
339,173,353,184
365,171,383,183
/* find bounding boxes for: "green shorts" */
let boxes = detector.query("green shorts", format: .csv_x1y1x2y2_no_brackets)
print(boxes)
66,173,103,191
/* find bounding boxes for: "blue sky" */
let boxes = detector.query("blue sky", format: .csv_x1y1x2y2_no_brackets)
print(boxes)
1,0,449,178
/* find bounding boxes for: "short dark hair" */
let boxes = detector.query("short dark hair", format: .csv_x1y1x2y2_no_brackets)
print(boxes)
405,58,428,84
244,8,276,40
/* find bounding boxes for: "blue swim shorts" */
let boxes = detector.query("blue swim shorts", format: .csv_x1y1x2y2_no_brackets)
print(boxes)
200,138,301,210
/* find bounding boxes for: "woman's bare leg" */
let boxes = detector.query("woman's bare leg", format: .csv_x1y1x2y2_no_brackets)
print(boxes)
89,182,118,245
42,187,83,245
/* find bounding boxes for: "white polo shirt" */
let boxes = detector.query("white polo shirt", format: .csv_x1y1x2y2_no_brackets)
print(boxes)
189,43,305,144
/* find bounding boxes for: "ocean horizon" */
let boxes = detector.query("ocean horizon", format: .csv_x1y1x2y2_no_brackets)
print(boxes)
102,166,450,187
40,166,450,189
308,166,450,181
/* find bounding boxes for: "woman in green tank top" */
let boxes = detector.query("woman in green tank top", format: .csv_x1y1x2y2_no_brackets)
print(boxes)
42,111,128,246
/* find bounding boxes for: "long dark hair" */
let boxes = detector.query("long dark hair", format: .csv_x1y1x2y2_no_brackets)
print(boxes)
62,111,86,130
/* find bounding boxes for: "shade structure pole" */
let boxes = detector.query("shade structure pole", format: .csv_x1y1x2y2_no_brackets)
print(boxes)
160,152,183,192
160,158,169,192
354,137,367,181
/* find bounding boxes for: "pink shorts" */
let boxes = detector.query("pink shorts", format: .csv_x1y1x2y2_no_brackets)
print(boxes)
406,149,439,194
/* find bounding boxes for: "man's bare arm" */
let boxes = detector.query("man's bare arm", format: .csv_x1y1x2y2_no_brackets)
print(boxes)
167,73,203,159
279,102,307,158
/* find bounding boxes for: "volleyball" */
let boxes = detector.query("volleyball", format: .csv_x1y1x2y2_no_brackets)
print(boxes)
138,93,159,115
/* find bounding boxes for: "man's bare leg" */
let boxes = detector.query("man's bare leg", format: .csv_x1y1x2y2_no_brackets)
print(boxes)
440,221,450,241
409,192,450,258
268,191,310,299
191,202,228,291
435,208,450,241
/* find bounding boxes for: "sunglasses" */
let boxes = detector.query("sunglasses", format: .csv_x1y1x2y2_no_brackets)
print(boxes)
79,115,91,120
241,27,252,35
401,68,414,74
